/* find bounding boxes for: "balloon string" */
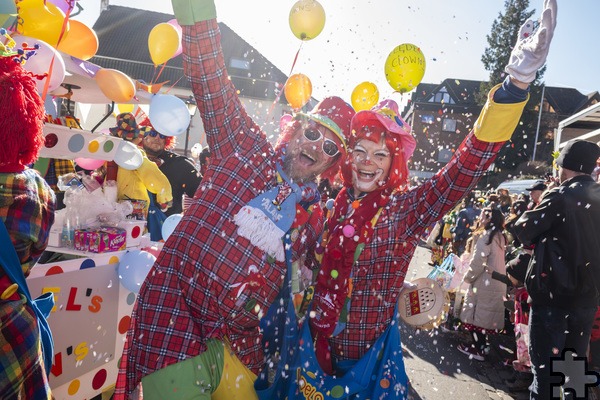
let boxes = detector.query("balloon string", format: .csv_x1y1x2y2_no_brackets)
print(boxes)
163,75,184,94
152,61,168,85
263,41,304,126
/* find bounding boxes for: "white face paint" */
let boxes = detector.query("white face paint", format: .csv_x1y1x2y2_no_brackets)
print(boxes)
351,138,391,195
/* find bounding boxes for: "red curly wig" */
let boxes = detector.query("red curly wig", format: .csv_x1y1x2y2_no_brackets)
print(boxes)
0,57,45,170
138,116,176,150
340,124,409,192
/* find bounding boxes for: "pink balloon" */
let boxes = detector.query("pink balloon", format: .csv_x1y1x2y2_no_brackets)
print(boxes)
166,19,183,58
47,0,77,14
280,114,293,131
75,157,105,170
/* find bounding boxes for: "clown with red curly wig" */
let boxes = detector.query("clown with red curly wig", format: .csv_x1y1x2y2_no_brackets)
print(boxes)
0,54,56,398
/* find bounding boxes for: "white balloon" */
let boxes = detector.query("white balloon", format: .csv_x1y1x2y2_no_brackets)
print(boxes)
114,140,143,170
161,213,183,241
12,35,66,94
149,94,191,137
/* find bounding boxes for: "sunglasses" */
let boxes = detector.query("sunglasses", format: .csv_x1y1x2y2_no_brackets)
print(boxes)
147,130,167,140
302,125,340,158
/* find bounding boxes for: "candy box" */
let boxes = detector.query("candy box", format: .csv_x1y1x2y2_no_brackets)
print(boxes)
74,228,94,251
88,226,127,253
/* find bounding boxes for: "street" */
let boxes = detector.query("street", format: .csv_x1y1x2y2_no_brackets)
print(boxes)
402,245,527,400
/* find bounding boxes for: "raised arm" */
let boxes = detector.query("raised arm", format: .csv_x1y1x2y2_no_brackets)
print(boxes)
399,0,557,238
171,0,264,160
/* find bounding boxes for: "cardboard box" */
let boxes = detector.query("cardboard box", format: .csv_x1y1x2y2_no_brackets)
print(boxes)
118,220,146,248
88,227,127,253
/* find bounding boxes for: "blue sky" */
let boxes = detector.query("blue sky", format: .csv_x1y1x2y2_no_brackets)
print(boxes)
78,0,600,106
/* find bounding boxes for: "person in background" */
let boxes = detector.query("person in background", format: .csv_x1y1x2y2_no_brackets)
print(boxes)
451,195,479,256
108,112,173,217
140,123,202,216
524,180,547,209
513,139,600,399
113,0,356,398
199,147,211,177
457,208,507,361
0,51,56,399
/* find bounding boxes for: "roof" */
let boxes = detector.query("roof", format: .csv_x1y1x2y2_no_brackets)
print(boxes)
408,79,482,106
88,5,288,102
544,86,591,115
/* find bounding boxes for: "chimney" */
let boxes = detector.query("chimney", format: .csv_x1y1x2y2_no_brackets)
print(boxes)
101,0,109,11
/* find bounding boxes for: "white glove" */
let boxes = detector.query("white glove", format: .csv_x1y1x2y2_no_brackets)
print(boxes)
505,0,557,84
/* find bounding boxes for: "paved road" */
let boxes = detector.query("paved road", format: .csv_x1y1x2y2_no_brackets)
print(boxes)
402,245,529,400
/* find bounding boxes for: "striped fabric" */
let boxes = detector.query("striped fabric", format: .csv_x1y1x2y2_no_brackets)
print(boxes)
321,133,505,361
114,19,324,398
0,296,52,399
0,169,56,275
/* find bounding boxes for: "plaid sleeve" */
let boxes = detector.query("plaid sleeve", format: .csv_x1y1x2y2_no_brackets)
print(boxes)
399,133,503,241
0,169,55,274
181,20,264,160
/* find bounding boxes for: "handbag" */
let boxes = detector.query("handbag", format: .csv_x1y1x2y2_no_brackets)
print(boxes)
146,191,168,241
0,222,55,375
255,239,409,399
427,254,456,289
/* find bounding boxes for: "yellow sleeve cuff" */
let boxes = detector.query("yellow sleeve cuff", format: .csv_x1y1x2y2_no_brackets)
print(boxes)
473,83,529,143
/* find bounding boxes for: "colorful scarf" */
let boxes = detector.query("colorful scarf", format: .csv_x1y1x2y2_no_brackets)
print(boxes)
311,187,388,338
233,163,318,261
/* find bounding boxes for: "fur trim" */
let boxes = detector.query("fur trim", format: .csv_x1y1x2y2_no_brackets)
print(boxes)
234,205,285,262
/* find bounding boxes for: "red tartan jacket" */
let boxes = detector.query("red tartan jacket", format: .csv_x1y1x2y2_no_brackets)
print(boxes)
115,19,323,397
321,133,506,361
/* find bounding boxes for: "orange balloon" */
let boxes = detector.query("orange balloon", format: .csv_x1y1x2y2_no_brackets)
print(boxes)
18,0,69,47
95,69,136,103
57,20,99,60
284,73,312,110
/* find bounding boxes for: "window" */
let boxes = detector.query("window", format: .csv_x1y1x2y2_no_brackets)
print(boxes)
421,114,434,124
427,86,455,104
438,148,452,162
230,58,250,70
442,118,457,132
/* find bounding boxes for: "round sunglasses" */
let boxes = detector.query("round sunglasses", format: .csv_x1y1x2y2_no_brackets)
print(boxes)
302,125,340,157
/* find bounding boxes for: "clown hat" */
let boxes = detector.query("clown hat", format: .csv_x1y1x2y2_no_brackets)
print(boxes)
295,96,355,151
110,112,141,142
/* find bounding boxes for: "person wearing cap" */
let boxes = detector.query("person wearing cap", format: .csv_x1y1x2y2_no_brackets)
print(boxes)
0,52,55,398
108,112,173,217
525,180,547,208
140,123,201,217
513,139,600,399
114,1,355,398
308,0,556,391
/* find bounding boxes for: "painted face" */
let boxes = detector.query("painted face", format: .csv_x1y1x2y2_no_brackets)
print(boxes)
283,120,342,183
351,137,392,194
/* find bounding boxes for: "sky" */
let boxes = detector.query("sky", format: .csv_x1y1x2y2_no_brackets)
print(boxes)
77,0,600,108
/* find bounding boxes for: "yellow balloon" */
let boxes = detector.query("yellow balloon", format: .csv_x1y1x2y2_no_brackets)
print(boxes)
148,23,180,66
284,73,312,110
95,69,136,103
18,0,69,47
57,20,98,60
289,0,325,41
384,43,426,93
351,82,380,111
116,104,135,115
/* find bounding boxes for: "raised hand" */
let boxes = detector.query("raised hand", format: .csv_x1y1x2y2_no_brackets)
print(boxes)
505,0,557,84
